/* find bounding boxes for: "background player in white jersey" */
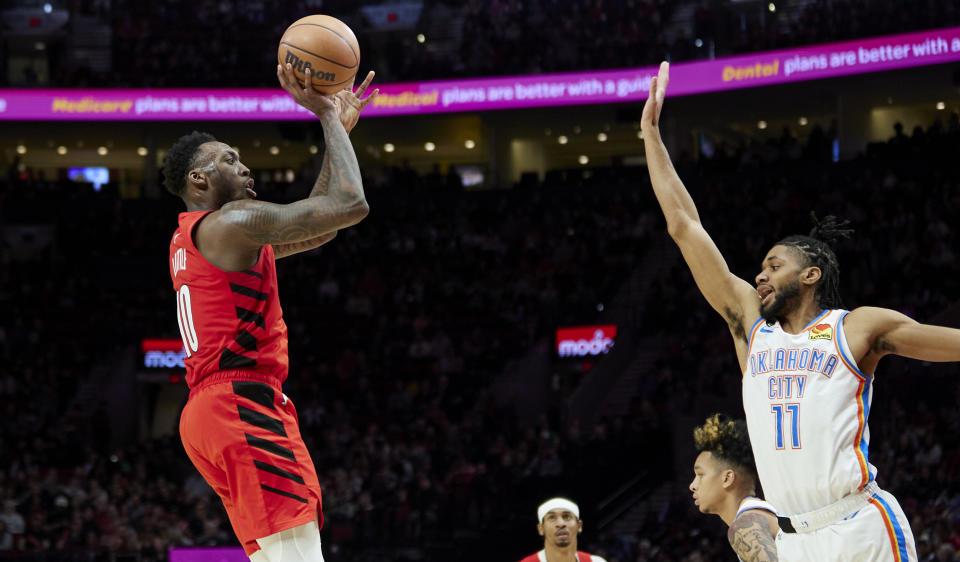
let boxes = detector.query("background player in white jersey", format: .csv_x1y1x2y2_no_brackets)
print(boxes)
640,61,960,561
691,414,778,562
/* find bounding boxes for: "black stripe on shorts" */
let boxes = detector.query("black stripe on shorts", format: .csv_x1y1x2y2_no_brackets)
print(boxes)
245,433,296,461
237,405,287,437
260,484,308,503
254,459,305,485
233,381,275,410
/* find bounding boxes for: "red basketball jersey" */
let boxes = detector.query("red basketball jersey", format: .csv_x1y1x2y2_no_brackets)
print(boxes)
169,211,289,389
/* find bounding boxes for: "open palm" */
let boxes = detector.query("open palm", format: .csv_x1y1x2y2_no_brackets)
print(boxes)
640,62,670,140
333,71,379,133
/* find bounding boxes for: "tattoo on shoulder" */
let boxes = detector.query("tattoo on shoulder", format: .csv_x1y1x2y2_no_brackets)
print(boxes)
728,511,778,562
724,307,747,343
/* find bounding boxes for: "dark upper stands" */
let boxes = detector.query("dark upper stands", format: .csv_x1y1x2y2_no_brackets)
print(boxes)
8,0,960,87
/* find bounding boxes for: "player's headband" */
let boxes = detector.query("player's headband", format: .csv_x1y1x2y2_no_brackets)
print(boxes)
537,498,580,522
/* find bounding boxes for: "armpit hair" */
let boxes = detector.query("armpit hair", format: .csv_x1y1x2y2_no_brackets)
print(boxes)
724,307,747,343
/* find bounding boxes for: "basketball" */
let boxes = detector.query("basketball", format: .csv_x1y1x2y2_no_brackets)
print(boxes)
278,15,360,94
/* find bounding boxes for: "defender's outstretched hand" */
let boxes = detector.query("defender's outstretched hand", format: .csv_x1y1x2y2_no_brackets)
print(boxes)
640,61,670,140
333,71,379,133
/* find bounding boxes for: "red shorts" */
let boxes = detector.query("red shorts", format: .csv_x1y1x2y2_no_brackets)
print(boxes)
179,379,323,555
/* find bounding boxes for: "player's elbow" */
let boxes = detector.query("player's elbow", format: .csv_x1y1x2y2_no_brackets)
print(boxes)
347,197,370,222
665,216,692,240
334,196,369,228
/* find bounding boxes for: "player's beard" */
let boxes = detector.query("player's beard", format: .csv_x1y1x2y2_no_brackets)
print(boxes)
761,279,801,323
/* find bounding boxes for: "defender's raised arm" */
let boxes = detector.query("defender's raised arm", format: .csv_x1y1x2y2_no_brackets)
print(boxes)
640,62,759,353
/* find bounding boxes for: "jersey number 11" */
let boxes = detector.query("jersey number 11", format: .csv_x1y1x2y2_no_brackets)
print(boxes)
771,403,801,449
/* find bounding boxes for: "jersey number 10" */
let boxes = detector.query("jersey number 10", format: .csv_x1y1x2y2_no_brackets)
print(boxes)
177,285,200,358
770,403,801,449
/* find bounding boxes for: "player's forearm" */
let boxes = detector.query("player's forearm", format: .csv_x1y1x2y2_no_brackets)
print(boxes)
882,322,960,362
315,111,367,212
643,129,703,236
273,231,337,259
307,139,332,198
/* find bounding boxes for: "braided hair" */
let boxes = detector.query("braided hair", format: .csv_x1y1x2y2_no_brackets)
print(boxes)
775,212,853,310
693,414,756,478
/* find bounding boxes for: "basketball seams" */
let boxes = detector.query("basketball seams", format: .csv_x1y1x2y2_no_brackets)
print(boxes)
283,23,359,67
279,41,357,71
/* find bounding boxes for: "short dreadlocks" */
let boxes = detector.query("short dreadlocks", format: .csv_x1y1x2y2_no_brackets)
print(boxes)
775,212,854,310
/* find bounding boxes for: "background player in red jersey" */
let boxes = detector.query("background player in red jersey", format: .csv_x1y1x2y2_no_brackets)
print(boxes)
518,498,608,562
164,65,377,562
690,414,779,562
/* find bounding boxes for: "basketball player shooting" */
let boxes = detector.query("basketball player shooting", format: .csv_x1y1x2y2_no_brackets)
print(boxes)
690,414,778,562
165,66,377,562
641,61,960,561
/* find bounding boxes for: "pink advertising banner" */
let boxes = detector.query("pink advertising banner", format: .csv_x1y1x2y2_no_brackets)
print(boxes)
1,26,959,121
169,547,247,562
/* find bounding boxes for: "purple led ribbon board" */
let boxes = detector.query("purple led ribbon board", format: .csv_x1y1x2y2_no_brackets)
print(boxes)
168,547,248,562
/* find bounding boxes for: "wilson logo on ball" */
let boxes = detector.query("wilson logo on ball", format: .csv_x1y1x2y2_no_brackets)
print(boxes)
284,51,336,82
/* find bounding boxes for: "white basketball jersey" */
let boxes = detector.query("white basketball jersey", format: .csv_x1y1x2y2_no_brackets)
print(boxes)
742,309,876,515
736,496,777,519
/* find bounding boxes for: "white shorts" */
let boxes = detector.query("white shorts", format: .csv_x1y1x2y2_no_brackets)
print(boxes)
776,488,916,562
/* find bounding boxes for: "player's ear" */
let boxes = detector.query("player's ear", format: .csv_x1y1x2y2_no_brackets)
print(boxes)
537,523,544,537
577,520,583,533
722,468,736,489
801,265,821,286
188,169,208,189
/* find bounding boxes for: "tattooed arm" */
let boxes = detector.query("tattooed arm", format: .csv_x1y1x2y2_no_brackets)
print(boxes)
271,231,338,259
218,109,366,243
270,136,337,259
196,66,375,270
272,70,379,259
727,510,779,562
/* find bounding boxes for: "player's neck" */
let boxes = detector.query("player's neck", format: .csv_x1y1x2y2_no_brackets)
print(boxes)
185,200,215,212
544,540,578,561
778,299,827,334
718,493,749,527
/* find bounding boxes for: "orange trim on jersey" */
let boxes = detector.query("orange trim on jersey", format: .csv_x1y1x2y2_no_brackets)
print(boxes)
868,497,903,562
802,309,831,331
851,378,870,487
747,318,765,352
834,345,864,379
834,331,871,488
833,313,868,380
